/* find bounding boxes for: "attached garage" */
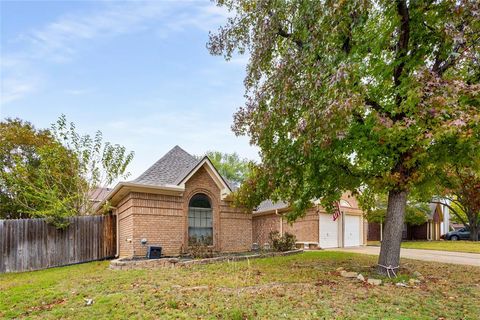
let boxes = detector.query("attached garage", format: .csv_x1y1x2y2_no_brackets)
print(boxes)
252,193,366,249
344,214,361,247
319,213,339,248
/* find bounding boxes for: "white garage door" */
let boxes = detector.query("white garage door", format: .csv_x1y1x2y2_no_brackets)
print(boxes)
319,213,339,248
344,215,361,247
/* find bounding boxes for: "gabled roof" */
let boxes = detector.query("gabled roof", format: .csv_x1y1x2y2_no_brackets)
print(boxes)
176,156,232,195
427,202,443,220
89,187,111,203
97,146,233,211
132,145,200,187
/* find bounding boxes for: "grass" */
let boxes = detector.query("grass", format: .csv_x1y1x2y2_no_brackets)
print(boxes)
1,251,479,319
368,240,480,254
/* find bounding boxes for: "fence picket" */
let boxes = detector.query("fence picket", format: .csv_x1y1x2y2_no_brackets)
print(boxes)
0,215,116,273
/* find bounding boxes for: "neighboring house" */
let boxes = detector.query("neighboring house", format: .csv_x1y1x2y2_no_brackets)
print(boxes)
89,187,111,208
96,145,367,258
368,202,450,241
252,196,367,249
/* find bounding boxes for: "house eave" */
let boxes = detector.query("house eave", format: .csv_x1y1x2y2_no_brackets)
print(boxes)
95,182,185,213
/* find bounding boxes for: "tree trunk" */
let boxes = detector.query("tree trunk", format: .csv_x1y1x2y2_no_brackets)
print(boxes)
377,189,408,275
469,217,479,241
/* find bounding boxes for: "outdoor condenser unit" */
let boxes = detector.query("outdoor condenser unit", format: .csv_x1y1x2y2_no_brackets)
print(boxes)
147,246,162,259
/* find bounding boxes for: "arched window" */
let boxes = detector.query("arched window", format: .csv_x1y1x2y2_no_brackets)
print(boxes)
188,193,213,245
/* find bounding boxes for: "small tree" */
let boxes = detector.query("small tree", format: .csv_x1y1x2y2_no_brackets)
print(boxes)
434,167,480,241
205,151,250,185
50,115,134,215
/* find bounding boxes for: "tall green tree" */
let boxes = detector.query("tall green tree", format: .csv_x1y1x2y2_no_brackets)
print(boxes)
205,151,250,184
0,119,81,224
0,116,134,227
209,0,479,274
434,167,480,241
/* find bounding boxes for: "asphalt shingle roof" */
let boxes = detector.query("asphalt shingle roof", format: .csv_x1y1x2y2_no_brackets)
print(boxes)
89,187,111,203
255,199,289,213
132,145,200,186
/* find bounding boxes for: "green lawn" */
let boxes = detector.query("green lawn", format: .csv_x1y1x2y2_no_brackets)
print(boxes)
1,251,479,319
368,240,480,254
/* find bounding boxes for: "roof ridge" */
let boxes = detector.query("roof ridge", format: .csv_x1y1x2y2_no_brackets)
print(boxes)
132,145,197,185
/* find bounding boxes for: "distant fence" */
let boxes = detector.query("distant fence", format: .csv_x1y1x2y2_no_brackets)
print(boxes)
0,215,116,273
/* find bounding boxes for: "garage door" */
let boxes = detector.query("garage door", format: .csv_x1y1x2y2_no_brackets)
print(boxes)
319,213,339,248
344,215,361,247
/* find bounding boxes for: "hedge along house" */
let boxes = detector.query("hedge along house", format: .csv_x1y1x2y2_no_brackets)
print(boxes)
97,146,252,257
252,194,367,249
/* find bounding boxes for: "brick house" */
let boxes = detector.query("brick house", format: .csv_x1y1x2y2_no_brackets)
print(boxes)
97,146,367,258
253,195,367,249
98,146,252,257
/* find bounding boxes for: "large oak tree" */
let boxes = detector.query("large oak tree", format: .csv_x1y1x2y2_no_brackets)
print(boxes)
208,0,479,274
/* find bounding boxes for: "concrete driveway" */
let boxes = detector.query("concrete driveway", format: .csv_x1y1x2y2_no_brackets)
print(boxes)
328,246,480,267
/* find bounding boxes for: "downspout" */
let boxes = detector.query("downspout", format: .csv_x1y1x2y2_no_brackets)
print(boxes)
318,210,321,247
115,210,119,258
277,209,282,234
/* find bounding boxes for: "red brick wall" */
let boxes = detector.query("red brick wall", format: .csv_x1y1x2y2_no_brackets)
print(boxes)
131,192,184,256
252,213,281,246
116,165,252,257
282,208,319,243
220,200,252,252
116,194,134,257
252,194,365,247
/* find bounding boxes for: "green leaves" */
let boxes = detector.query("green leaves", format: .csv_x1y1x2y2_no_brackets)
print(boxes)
209,0,480,219
205,151,249,185
50,115,134,214
360,191,429,226
0,116,134,228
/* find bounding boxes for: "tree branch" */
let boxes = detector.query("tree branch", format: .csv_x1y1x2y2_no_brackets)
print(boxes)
393,0,410,88
365,98,384,113
277,27,304,49
431,201,469,227
432,41,464,76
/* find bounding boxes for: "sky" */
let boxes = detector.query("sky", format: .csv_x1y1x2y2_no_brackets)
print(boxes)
0,0,258,179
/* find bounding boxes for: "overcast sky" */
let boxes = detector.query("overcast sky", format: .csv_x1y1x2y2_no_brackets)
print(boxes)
0,0,258,179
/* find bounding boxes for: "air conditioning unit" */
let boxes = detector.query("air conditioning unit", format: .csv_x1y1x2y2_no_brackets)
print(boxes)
147,246,162,259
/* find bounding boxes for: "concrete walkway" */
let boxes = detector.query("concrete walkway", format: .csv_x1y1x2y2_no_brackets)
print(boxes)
328,246,480,267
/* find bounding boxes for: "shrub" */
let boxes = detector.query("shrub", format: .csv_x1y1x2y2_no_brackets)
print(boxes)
186,236,215,259
268,231,297,252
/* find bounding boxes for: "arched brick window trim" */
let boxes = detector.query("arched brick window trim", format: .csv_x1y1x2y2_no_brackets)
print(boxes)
188,193,213,245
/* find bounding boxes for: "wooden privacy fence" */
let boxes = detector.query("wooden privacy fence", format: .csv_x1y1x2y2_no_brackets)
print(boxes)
0,215,116,273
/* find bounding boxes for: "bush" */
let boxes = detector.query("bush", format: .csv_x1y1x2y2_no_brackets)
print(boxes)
269,231,296,252
186,236,215,259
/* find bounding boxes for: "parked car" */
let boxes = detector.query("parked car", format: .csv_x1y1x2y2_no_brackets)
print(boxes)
443,227,478,240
